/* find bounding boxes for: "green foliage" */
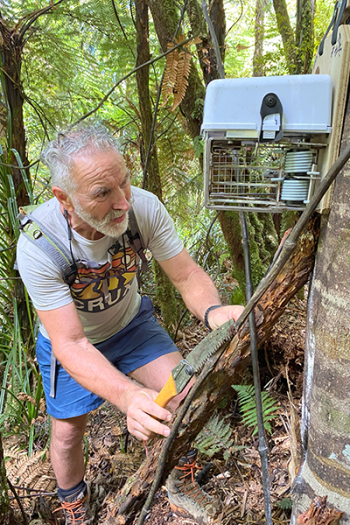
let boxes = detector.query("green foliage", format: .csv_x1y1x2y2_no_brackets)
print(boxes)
0,140,45,454
278,497,293,509
231,286,245,306
193,135,203,159
193,412,244,460
232,384,279,435
0,356,46,456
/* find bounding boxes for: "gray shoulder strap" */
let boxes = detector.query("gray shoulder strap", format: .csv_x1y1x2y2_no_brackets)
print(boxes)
127,208,149,273
18,213,75,282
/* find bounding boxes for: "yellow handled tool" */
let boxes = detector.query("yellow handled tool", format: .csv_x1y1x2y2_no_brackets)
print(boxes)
153,320,235,409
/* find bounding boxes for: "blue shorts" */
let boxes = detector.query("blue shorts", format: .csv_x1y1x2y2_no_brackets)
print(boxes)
36,296,178,419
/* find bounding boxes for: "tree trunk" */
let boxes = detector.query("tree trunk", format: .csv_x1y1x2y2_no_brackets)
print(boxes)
291,76,350,524
0,23,30,206
0,21,33,342
295,0,314,74
253,0,265,77
104,214,320,524
135,0,179,336
272,0,297,73
218,211,278,297
186,0,226,86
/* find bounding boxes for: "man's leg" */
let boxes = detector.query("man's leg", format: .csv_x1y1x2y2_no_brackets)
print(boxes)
50,414,88,489
128,350,192,411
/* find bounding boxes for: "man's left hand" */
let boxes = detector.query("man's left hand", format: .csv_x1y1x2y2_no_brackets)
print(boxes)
207,304,244,331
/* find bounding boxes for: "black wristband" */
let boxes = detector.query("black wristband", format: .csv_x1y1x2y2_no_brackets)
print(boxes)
204,304,223,331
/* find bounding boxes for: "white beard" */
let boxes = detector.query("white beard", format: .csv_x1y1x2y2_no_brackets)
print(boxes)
72,200,129,238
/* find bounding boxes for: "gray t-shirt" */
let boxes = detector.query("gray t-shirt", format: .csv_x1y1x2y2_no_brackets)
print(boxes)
17,187,183,344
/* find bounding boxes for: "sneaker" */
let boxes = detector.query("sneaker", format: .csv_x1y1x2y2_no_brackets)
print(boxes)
54,485,92,525
166,449,220,524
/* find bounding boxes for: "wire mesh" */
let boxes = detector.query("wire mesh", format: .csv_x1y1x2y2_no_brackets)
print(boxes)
205,140,320,212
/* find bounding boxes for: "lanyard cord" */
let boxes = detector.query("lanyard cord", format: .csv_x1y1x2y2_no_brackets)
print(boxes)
63,208,79,279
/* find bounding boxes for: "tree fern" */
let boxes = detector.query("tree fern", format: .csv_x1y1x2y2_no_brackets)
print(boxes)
232,384,279,435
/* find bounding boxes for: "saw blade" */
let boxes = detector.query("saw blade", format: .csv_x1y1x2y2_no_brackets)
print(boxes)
185,318,236,373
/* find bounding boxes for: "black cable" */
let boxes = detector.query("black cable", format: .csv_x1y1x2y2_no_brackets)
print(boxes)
201,1,272,522
239,212,272,524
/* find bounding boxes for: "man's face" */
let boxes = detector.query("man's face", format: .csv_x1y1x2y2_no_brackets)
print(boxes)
69,148,132,238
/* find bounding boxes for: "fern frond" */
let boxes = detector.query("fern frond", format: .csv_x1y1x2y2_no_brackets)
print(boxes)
162,35,199,111
232,384,279,435
162,42,180,106
172,41,192,111
5,449,55,492
193,413,244,459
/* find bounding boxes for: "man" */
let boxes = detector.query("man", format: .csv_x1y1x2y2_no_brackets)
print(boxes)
17,125,244,525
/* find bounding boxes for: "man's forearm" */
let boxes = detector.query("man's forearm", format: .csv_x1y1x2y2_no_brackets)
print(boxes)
175,266,221,321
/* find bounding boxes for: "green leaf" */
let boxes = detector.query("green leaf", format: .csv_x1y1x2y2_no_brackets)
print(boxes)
193,135,203,158
278,497,293,509
232,384,279,435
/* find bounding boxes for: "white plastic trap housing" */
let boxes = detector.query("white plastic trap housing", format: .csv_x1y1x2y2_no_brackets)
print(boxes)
201,75,332,212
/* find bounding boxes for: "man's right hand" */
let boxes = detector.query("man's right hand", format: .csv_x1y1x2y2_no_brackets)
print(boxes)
123,387,172,441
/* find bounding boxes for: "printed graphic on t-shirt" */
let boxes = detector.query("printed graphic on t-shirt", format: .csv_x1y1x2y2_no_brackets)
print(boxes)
70,246,137,312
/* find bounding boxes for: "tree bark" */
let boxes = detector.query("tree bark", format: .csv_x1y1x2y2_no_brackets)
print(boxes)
104,214,320,524
0,22,30,206
218,211,278,297
272,0,297,74
295,0,314,74
135,0,179,336
253,0,265,77
291,75,350,524
186,0,226,86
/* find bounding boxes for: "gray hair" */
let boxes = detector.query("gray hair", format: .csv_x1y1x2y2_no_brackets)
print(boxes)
40,124,121,194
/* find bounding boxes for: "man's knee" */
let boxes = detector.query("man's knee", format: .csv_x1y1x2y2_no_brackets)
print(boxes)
51,414,88,450
167,376,195,412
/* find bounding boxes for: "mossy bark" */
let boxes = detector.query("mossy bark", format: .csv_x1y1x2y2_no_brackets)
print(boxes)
152,260,179,339
295,0,314,74
218,211,278,300
135,0,178,335
291,80,350,524
186,0,226,86
272,0,314,74
253,0,265,77
272,0,297,73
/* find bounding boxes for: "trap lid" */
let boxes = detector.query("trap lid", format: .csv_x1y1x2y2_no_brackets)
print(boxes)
201,74,332,137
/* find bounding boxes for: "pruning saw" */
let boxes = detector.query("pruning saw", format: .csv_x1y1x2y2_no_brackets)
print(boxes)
154,320,237,408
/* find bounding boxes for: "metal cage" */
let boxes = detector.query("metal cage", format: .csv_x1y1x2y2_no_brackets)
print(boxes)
204,138,325,213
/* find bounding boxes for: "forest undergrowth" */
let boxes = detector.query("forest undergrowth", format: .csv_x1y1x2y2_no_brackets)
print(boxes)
4,267,307,525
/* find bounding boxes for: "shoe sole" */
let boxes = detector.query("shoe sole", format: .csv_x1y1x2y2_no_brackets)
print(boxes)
169,502,207,524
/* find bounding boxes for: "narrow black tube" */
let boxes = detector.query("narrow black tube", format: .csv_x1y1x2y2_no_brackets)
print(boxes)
240,212,272,524
200,1,273,521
